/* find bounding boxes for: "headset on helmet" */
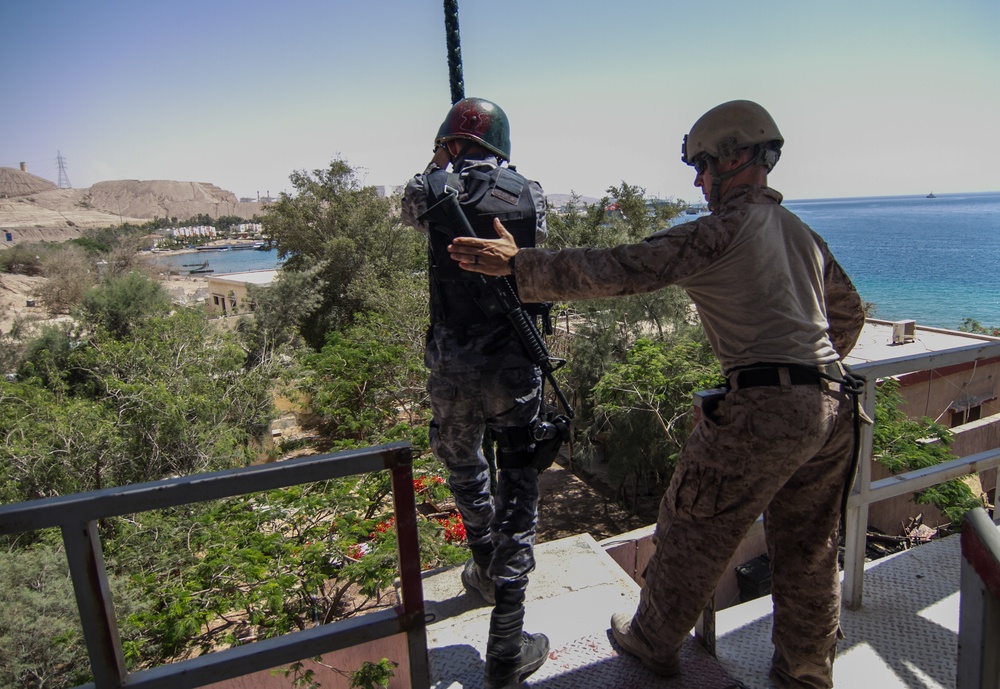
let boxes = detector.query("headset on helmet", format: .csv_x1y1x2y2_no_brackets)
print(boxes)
436,97,512,161
681,100,783,172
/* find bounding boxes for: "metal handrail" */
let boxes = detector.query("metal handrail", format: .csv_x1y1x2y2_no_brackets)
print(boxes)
956,507,1000,688
0,441,431,689
842,339,1000,609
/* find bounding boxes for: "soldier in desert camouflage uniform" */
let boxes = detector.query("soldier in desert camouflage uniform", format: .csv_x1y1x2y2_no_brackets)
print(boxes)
449,100,866,689
400,97,550,689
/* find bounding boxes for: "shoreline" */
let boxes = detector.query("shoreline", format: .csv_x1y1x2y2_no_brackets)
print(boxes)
145,238,265,258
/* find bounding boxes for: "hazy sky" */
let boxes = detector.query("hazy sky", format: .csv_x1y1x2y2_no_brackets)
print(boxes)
3,1,998,203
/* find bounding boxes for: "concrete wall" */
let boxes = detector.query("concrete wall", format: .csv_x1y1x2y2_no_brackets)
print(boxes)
601,518,767,613
866,413,1000,535
896,357,1000,425
202,634,412,689
949,413,1000,504
207,278,251,316
866,461,949,535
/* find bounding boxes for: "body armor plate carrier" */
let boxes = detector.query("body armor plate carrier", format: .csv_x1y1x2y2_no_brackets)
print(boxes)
423,166,539,326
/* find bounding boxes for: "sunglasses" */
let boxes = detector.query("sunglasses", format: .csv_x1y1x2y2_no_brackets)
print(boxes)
692,155,711,176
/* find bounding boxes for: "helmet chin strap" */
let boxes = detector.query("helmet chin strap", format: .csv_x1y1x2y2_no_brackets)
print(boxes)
708,146,765,207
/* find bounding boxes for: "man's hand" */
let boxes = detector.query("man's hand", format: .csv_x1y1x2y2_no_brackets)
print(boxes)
449,217,519,276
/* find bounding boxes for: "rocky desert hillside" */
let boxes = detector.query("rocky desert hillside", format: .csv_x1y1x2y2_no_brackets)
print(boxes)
0,166,266,246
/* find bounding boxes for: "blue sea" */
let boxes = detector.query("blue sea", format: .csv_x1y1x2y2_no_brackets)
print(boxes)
153,192,1000,331
153,248,282,275
785,191,1000,330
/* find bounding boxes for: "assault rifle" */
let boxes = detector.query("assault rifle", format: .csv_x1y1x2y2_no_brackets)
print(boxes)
424,186,574,422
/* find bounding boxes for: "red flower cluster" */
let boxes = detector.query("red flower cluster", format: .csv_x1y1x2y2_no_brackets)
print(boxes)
370,517,395,540
413,476,445,493
436,513,466,542
346,543,368,560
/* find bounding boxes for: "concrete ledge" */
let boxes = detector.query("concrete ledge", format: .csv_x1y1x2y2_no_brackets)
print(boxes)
422,534,740,689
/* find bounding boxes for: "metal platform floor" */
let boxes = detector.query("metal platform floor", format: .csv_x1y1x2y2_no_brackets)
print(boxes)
420,525,990,689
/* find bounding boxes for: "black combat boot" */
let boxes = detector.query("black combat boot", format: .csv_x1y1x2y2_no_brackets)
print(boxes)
462,558,495,604
484,605,549,688
463,546,496,604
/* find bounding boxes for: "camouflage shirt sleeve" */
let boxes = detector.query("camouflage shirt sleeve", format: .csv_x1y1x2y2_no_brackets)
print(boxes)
513,213,736,302
823,253,865,357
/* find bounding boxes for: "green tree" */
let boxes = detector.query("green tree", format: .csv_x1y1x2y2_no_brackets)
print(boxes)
589,335,723,511
238,266,326,368
37,244,96,315
2,302,275,506
70,308,273,484
78,271,172,339
261,159,426,349
0,380,121,503
542,186,696,502
111,471,462,666
0,545,99,689
873,379,982,523
302,307,427,447
958,318,1000,338
546,193,621,251
15,322,79,393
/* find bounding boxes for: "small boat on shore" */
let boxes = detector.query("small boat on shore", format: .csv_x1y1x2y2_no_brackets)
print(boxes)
188,260,213,274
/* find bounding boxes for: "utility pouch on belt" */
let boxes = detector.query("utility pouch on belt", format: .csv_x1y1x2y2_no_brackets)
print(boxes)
531,413,572,472
698,388,728,424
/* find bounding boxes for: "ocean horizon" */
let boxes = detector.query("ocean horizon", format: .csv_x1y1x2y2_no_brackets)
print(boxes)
785,191,1000,331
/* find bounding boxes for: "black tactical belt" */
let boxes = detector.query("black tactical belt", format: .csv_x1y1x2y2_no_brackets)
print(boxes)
728,365,823,390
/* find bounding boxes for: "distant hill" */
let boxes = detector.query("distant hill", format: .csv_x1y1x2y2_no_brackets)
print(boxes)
0,166,603,248
0,166,57,198
0,168,265,247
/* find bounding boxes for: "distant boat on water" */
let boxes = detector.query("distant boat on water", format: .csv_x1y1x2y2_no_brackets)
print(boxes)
926,192,936,198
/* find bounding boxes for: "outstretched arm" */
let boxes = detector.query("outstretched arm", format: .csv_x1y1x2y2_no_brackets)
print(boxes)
449,217,520,276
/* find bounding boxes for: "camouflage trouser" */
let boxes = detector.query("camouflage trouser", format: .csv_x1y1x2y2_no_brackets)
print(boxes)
634,380,855,689
428,366,542,591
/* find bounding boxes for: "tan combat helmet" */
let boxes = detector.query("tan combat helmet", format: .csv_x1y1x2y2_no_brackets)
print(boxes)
682,100,783,172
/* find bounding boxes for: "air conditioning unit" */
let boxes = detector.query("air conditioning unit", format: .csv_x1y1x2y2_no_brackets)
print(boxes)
892,319,916,345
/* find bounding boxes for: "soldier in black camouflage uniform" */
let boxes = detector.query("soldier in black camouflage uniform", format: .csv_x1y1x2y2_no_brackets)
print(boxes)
401,97,550,689
449,100,866,689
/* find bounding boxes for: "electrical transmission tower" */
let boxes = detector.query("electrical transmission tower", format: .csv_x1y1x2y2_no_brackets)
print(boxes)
56,151,72,188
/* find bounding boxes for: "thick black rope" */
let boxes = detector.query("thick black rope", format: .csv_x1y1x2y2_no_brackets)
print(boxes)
443,0,464,104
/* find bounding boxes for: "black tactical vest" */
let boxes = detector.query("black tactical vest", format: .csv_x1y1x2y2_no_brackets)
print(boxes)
421,165,539,325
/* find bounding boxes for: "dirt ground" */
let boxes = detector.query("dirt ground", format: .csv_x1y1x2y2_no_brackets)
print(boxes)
537,460,655,543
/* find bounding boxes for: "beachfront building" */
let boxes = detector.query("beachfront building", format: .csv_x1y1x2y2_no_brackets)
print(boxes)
206,269,277,316
845,318,1000,534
